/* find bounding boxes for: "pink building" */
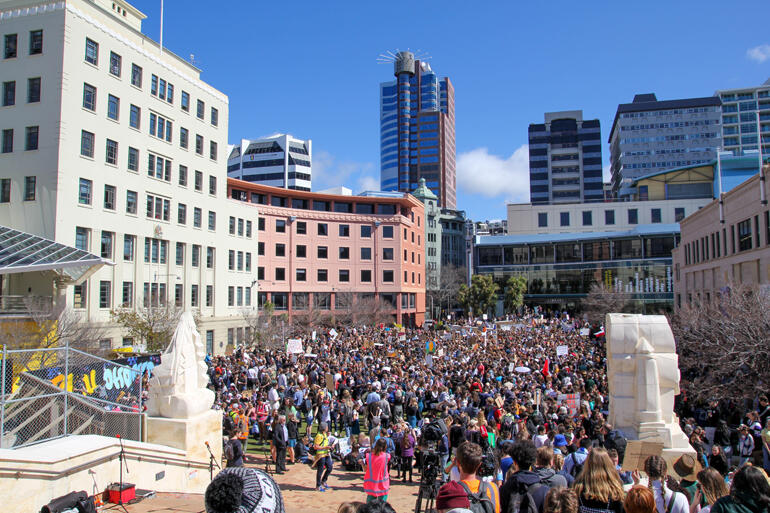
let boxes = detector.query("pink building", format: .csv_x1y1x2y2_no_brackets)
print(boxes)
672,169,770,309
227,179,426,326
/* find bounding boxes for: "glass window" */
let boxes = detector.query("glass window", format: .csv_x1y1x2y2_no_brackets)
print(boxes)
23,176,35,201
361,247,371,260
675,207,685,222
276,219,286,232
207,211,216,230
382,247,394,260
80,130,94,157
296,245,306,258
339,247,350,259
2,80,14,106
29,30,43,55
25,126,38,151
339,224,350,237
85,38,98,65
318,223,328,236
181,91,189,111
651,208,662,223
105,139,118,165
123,235,135,261
131,63,142,87
27,77,40,103
383,270,394,282
109,51,121,76
738,219,753,251
107,94,119,120
126,190,137,214
296,221,306,234
211,107,218,126
538,213,547,227
628,208,638,225
99,281,111,308
582,211,592,226
361,270,372,283
317,269,328,282
4,34,18,59
605,209,615,225
78,178,92,205
275,268,285,281
103,184,116,210
194,170,203,191
382,225,394,238
276,243,285,257
75,227,89,250
196,99,204,119
82,83,96,110
339,269,350,282
296,269,307,282
318,246,328,259
560,212,569,227
361,225,372,238
1,129,12,153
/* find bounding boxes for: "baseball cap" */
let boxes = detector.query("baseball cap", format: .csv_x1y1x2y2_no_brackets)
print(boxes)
436,481,470,511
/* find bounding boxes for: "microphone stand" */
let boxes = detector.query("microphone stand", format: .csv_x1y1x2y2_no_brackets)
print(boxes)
205,441,221,481
113,436,129,513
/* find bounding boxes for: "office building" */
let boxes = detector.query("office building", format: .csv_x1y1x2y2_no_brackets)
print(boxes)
0,0,259,353
380,51,456,208
227,134,311,191
528,110,603,204
715,79,770,161
672,169,770,309
228,180,426,326
609,93,722,198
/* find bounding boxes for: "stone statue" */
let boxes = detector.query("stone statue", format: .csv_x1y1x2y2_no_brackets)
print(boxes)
146,312,214,418
606,314,694,460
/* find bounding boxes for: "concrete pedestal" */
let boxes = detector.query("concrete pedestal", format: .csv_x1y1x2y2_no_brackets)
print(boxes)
146,410,222,465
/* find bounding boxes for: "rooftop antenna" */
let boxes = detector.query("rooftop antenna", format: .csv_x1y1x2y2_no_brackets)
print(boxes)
189,54,199,67
376,48,431,65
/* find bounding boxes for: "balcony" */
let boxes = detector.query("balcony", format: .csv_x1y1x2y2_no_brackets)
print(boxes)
0,296,53,317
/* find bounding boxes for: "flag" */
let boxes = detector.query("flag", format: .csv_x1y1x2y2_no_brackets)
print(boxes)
594,327,605,338
542,358,550,377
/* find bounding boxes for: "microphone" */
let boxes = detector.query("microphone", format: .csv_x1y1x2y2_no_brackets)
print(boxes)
116,434,121,439
205,441,210,448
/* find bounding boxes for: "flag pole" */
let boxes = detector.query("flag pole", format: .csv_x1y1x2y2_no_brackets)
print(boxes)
159,0,164,57
757,111,767,205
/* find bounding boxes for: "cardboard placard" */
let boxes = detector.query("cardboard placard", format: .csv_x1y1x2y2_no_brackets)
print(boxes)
579,328,590,336
556,345,569,357
329,328,338,340
556,393,581,416
286,339,304,354
621,441,664,471
495,396,504,408
325,373,335,391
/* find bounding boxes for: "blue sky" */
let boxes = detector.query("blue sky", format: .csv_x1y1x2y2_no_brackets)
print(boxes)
131,0,770,221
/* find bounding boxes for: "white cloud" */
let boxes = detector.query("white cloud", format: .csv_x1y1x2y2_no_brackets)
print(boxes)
357,175,380,192
311,150,378,193
603,163,612,182
456,145,530,202
747,44,770,63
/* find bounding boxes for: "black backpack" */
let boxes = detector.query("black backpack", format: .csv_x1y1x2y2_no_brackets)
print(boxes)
568,453,584,478
607,432,627,463
506,480,542,513
458,481,494,513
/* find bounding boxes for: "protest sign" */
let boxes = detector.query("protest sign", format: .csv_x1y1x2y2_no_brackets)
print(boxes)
286,339,303,354
556,393,581,416
338,437,352,457
579,328,590,337
329,328,338,340
312,331,317,341
325,373,335,391
437,348,444,357
425,354,433,368
495,396,504,408
556,345,569,357
621,441,664,471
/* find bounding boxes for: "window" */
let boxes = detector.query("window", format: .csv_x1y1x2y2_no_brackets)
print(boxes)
296,245,306,258
193,207,202,228
537,212,548,227
257,242,264,256
121,282,133,307
23,176,35,201
675,208,685,222
318,246,328,259
175,242,185,265
382,225,394,238
339,247,350,259
207,210,216,230
339,224,350,237
738,219,753,251
276,243,286,257
27,77,40,103
174,284,183,307
145,194,170,221
651,208,662,224
318,223,328,236
229,216,236,234
628,208,638,225
178,165,187,186
100,231,113,258
82,83,96,111
180,127,188,148
209,176,216,195
361,270,372,283
2,81,14,106
560,212,569,227
109,52,121,76
582,211,592,226
129,104,140,128
296,268,307,281
123,235,134,261
181,91,189,111
209,141,217,160
126,190,137,214
196,99,204,119
191,285,199,307
80,130,94,157
195,134,203,155
103,184,116,210
78,178,92,205
2,129,13,153
383,270,394,283
246,221,252,238
85,38,98,65
149,113,172,142
257,218,265,231
339,269,350,282
105,139,118,165
131,63,142,87
29,30,43,55
361,247,371,260
191,244,200,267
4,34,17,59
194,170,203,191
382,247,394,260
206,285,213,307
361,225,372,238
207,247,214,268
317,269,328,282
276,268,285,281
211,107,218,126
73,284,87,308
98,281,111,308
25,126,38,151
0,179,9,203
257,266,265,280
276,219,286,232
605,209,615,225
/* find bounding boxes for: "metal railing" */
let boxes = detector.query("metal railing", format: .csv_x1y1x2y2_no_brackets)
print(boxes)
0,342,144,449
0,295,53,316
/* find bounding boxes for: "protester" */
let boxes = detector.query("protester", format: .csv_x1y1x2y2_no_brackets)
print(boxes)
272,415,288,474
545,487,579,513
671,454,701,502
204,467,284,513
711,465,770,513
736,425,754,468
224,432,244,468
436,480,472,513
572,448,625,513
638,455,689,513
363,438,391,504
534,446,569,490
691,468,729,513
499,440,548,513
447,441,500,513
314,422,334,492
708,446,729,477
624,486,656,513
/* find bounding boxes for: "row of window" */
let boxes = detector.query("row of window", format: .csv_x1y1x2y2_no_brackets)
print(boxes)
259,243,404,263
258,267,415,285
75,280,227,310
3,31,43,59
257,292,417,312
536,207,686,228
0,126,38,153
2,77,41,106
82,37,218,126
227,250,253,272
683,211,770,265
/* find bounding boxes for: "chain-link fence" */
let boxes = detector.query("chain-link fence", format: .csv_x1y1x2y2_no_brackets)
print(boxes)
0,343,144,448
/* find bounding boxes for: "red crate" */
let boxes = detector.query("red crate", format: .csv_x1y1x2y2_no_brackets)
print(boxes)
107,483,135,504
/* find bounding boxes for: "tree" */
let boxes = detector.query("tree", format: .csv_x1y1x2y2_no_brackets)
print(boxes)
670,283,770,401
242,301,285,350
333,293,394,327
427,264,466,318
579,283,631,326
458,274,499,317
503,275,527,315
110,304,192,353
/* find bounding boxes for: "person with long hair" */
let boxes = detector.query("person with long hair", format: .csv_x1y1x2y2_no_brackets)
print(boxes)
711,465,770,513
708,445,729,477
691,467,729,513
624,486,657,513
363,438,391,504
641,455,689,513
545,487,579,513
572,447,625,513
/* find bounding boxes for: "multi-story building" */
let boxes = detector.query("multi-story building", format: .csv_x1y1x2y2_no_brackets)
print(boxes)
439,207,467,270
714,79,770,161
227,180,426,326
379,51,456,208
227,134,312,191
0,0,259,354
672,170,770,309
528,111,603,204
411,179,441,291
474,220,507,236
609,93,722,198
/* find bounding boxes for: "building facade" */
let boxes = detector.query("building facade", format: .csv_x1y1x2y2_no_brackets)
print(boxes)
609,93,722,198
227,134,311,191
0,0,259,353
715,79,770,161
528,110,603,204
410,178,442,291
672,170,770,309
380,51,456,208
228,180,426,326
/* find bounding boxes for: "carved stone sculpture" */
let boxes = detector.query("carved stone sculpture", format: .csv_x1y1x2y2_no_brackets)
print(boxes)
146,312,214,418
606,313,694,459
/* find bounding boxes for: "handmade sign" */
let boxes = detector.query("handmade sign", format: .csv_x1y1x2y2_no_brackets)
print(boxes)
286,339,303,354
621,441,664,471
557,393,581,416
556,345,569,357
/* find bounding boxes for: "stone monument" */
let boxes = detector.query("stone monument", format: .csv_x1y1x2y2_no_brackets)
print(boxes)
146,312,222,477
606,313,695,465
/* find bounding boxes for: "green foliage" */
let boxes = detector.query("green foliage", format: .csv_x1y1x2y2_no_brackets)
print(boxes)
110,305,192,352
503,275,527,314
458,274,499,316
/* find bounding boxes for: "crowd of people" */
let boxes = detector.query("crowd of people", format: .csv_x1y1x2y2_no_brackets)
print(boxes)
201,310,770,513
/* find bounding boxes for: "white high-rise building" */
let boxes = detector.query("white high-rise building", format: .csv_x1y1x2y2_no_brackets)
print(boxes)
0,0,259,354
227,134,311,191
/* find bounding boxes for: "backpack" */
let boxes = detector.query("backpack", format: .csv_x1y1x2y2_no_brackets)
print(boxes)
506,480,543,513
607,431,627,463
568,453,584,478
458,481,494,513
501,414,515,433
224,441,235,462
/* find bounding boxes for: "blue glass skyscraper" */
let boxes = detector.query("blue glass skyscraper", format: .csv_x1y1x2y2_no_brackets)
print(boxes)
380,51,456,209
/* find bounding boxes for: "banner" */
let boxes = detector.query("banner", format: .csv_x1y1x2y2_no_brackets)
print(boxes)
579,328,590,337
286,339,303,354
557,393,581,416
556,345,569,357
328,328,338,340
